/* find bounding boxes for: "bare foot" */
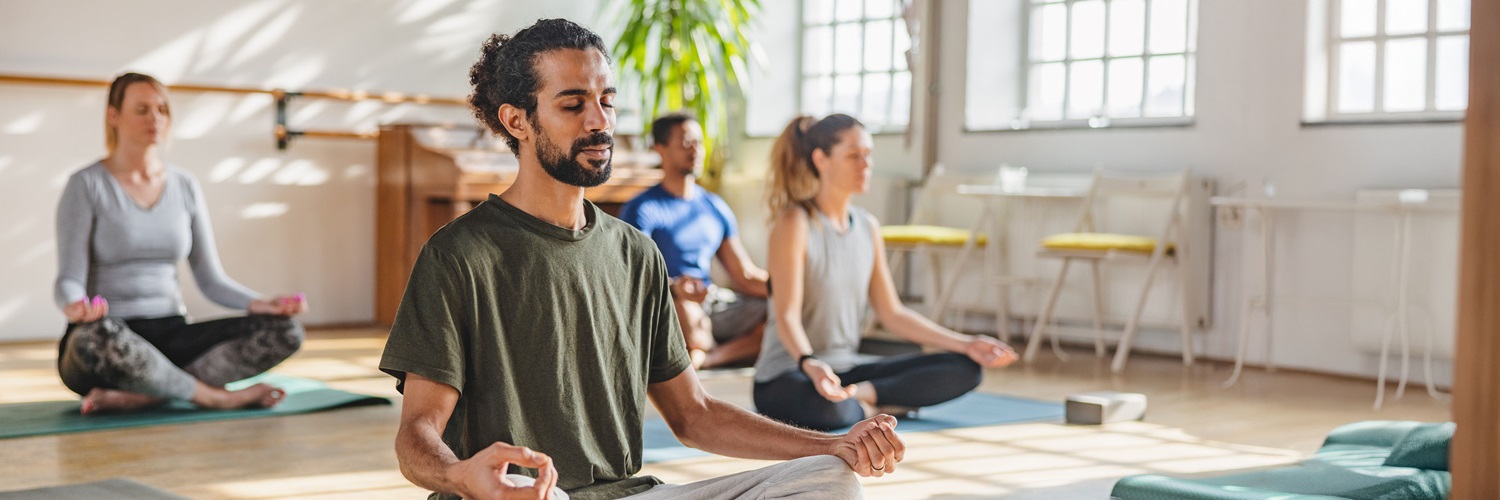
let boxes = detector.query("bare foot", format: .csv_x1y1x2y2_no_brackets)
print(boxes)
194,383,287,410
80,388,165,415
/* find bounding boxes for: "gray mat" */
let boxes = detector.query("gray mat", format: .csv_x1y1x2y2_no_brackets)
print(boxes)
0,478,186,499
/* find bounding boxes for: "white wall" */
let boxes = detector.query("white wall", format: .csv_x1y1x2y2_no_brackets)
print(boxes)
0,0,608,341
936,0,1463,385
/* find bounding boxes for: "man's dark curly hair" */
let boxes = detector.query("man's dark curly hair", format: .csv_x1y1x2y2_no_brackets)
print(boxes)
650,112,697,147
469,19,610,155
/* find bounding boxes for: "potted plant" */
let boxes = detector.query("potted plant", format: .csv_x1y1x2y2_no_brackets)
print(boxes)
610,0,761,190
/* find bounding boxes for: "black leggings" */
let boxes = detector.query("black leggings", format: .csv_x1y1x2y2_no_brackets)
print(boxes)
57,315,304,400
753,352,982,431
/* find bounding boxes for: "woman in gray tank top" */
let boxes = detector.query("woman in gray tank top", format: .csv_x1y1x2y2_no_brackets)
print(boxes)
53,73,307,414
751,114,1020,431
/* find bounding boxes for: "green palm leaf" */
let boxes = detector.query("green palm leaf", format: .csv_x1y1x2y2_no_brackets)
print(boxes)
610,0,761,190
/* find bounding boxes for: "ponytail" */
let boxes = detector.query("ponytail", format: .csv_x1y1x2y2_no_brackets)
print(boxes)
766,113,863,218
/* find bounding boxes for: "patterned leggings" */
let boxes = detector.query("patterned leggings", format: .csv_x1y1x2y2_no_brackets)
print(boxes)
56,315,304,401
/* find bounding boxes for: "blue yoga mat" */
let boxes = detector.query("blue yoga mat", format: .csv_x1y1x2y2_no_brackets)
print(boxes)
0,374,390,440
642,392,1064,463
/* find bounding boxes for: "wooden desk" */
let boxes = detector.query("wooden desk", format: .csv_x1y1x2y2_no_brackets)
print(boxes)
374,124,662,325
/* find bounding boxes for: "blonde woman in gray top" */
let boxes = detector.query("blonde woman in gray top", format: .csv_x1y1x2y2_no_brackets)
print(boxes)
54,73,307,414
753,114,1020,431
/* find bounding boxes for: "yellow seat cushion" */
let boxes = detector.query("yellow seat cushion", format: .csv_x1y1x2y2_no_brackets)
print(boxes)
1040,233,1172,254
881,225,986,246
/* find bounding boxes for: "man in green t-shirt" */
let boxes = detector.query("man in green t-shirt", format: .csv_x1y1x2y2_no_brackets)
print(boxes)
380,19,905,500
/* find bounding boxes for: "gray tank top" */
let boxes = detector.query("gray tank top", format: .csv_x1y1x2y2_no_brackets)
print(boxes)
754,205,876,382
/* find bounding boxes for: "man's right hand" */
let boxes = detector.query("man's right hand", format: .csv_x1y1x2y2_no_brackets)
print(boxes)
801,359,857,402
65,296,108,323
670,276,710,303
447,442,559,500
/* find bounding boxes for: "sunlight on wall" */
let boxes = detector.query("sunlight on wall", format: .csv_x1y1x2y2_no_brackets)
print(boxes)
227,96,273,125
238,158,282,184
410,1,501,62
343,164,371,180
4,111,45,134
240,202,289,219
343,100,385,123
271,159,329,186
397,0,468,24
127,30,204,82
275,54,326,90
18,241,55,265
2,217,37,240
291,100,330,124
0,298,28,328
209,157,247,183
228,4,305,69
173,95,237,139
196,1,287,71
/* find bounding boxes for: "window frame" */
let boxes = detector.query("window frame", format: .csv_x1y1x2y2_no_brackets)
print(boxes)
797,0,914,134
1311,0,1468,124
966,0,1199,133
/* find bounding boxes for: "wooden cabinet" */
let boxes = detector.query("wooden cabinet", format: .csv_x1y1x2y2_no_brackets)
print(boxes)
375,124,661,325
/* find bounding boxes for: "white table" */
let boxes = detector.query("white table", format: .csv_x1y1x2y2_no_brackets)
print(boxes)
1213,194,1459,409
928,184,1086,340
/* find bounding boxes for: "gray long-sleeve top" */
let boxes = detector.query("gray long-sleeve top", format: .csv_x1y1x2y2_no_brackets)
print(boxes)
54,161,260,320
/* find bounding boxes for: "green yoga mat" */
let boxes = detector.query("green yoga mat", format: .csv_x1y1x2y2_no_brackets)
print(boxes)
0,374,390,440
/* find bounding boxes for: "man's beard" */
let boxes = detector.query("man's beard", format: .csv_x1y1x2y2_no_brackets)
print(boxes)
535,124,613,188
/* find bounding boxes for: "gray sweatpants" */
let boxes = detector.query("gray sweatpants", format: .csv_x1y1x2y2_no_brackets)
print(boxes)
508,455,861,500
57,315,304,400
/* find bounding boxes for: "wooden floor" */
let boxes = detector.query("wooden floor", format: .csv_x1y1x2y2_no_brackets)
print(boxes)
0,327,1450,499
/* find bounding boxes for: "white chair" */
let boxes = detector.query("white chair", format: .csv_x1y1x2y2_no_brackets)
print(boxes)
1024,167,1197,373
868,164,988,336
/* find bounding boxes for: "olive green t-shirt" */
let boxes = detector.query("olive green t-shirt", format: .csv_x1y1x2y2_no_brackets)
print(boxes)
380,195,691,500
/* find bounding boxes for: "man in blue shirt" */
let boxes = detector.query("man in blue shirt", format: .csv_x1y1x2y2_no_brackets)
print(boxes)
619,112,770,370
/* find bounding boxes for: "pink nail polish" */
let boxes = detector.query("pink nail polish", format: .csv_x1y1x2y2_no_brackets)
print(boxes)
294,292,305,301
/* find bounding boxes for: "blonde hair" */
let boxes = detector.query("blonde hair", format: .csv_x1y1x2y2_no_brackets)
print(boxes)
766,113,863,218
105,72,171,154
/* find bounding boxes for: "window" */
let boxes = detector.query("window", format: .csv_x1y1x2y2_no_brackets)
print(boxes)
1305,0,1469,122
800,0,912,132
966,0,1198,131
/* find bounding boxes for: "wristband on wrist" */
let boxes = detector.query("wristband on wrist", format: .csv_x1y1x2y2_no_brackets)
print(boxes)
798,353,819,369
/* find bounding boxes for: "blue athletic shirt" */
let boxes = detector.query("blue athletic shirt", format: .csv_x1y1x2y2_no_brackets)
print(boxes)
617,183,738,284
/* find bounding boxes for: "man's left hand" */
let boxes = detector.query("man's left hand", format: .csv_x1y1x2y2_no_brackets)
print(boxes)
832,414,904,477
